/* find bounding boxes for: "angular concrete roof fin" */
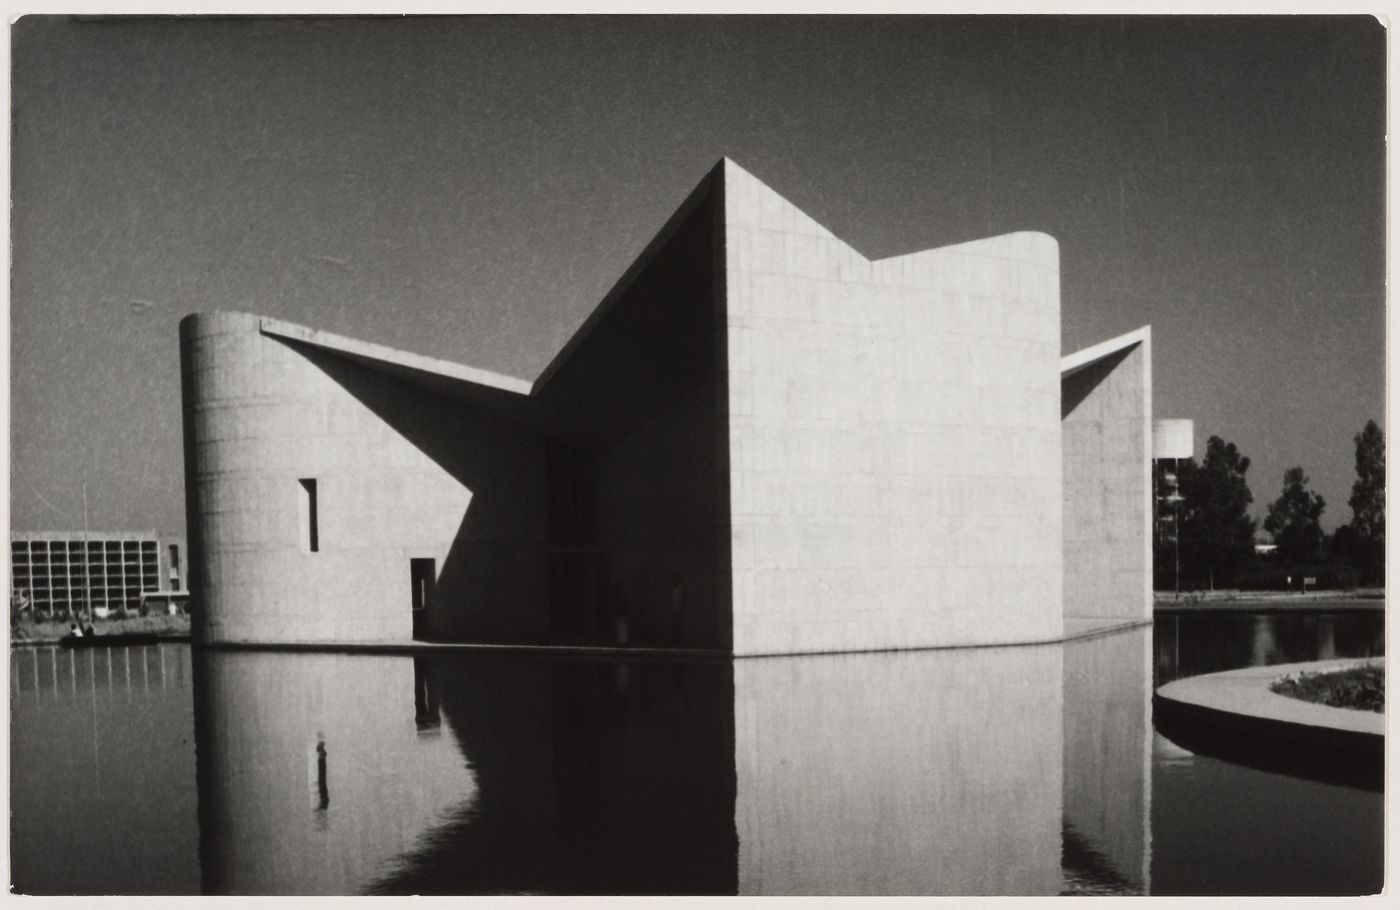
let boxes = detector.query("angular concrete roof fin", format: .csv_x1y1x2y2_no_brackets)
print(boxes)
259,317,533,395
1061,325,1151,379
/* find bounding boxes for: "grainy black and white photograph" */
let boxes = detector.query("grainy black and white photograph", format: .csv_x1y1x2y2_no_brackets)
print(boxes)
7,12,1387,897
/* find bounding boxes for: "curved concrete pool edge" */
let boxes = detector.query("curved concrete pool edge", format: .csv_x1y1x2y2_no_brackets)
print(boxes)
1155,659,1384,764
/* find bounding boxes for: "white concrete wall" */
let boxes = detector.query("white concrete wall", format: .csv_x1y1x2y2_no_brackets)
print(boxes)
721,161,1063,655
1061,336,1152,623
180,312,548,644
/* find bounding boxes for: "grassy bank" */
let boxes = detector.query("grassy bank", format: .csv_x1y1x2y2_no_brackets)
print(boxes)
11,612,190,644
1270,663,1384,713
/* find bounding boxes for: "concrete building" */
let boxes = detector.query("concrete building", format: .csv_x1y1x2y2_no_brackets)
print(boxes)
180,158,1153,654
10,530,185,616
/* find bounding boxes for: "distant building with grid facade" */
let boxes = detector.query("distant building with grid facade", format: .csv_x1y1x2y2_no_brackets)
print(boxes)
10,531,185,615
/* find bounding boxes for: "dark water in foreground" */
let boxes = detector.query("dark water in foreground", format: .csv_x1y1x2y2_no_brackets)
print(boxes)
9,611,1384,895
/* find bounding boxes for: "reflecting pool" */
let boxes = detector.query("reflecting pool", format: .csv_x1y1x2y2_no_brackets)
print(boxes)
1149,608,1384,896
8,611,1385,895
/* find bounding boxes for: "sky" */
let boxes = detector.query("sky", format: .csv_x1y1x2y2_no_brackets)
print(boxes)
8,14,1386,541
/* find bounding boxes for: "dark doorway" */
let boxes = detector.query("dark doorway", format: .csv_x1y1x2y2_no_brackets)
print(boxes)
411,558,436,639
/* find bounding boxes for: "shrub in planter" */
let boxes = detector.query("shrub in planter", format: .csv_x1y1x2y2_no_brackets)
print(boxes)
1271,664,1384,713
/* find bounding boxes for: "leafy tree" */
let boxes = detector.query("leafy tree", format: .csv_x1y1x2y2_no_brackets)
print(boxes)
1177,436,1257,589
1264,467,1326,566
1347,420,1385,584
1325,523,1363,590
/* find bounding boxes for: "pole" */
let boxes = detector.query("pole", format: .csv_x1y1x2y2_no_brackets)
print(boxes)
1173,457,1180,598
82,481,91,623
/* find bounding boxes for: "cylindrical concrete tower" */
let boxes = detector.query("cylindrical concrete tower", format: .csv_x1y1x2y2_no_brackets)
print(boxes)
179,312,478,644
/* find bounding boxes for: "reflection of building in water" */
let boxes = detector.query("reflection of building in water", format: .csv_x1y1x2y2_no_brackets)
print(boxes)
181,158,1158,654
1317,615,1336,661
1250,614,1278,665
193,627,1155,895
735,646,1064,895
366,655,740,895
413,658,441,732
192,651,474,895
1061,626,1153,895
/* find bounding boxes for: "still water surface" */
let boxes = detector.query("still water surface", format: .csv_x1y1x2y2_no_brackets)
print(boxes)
9,610,1384,895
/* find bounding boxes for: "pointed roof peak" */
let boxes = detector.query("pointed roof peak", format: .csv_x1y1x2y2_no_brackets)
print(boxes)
715,157,846,248
706,155,754,188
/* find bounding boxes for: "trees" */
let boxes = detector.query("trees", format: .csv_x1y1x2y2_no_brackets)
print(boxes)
1264,467,1326,566
1160,424,1383,591
1347,420,1385,584
1177,435,1257,589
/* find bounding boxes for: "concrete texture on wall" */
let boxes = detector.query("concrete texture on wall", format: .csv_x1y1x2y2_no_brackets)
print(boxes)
181,157,1154,653
721,160,1063,654
182,171,735,649
180,311,550,645
1060,328,1153,623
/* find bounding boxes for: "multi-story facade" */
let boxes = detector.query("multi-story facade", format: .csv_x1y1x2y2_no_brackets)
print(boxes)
10,530,185,616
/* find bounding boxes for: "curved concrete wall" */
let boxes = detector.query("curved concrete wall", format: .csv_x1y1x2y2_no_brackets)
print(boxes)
721,161,1063,654
180,312,548,645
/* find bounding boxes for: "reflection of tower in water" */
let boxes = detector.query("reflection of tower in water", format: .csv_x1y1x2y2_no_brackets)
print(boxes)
1317,615,1336,661
413,658,440,733
1250,615,1278,665
192,650,475,895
